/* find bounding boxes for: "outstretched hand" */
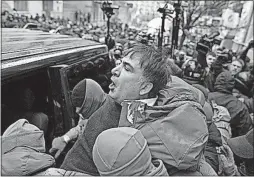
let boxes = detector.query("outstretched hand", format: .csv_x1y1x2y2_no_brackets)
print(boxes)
218,144,238,176
49,137,67,159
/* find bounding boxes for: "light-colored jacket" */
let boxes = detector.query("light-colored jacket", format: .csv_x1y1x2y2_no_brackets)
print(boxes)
1,119,91,176
1,119,55,176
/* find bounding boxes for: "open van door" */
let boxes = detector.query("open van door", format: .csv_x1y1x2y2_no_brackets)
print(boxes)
47,53,112,136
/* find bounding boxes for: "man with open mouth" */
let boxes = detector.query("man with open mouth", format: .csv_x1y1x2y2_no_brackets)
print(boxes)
60,43,210,176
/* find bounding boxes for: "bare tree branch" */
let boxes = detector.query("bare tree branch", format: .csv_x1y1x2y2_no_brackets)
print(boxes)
186,7,195,27
181,10,185,28
191,4,200,14
179,0,227,48
190,7,208,26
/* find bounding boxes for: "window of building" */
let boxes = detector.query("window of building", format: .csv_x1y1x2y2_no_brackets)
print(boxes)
14,1,28,11
43,0,53,12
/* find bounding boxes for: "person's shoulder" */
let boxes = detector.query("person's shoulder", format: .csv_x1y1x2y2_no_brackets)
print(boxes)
104,95,121,109
234,98,249,111
89,94,120,114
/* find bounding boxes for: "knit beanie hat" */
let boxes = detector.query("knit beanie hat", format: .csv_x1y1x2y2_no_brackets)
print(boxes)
2,119,46,154
93,127,154,176
71,79,87,108
71,79,106,119
214,71,235,93
1,119,55,176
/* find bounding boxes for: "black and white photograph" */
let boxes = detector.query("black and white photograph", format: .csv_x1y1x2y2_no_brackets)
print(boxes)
1,0,253,176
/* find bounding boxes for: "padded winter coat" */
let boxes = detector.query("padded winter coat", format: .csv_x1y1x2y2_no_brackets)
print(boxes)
208,71,253,137
119,76,209,175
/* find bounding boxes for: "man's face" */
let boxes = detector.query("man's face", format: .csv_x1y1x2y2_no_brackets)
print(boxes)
188,60,196,70
109,53,147,104
187,47,194,55
179,54,185,61
206,55,216,68
229,60,243,76
115,59,122,66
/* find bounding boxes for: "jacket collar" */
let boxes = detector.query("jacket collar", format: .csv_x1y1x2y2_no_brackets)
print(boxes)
139,96,158,106
121,96,157,107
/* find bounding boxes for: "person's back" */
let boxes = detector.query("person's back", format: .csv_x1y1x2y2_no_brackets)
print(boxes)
93,127,169,176
208,71,252,137
1,119,55,176
60,95,121,175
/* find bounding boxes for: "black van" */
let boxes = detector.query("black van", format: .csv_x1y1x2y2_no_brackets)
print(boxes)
1,28,113,146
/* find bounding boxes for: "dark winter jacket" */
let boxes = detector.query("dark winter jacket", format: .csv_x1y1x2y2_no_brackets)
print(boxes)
200,101,223,173
208,71,253,137
61,95,121,175
203,59,228,92
204,71,215,92
244,97,254,114
204,122,223,173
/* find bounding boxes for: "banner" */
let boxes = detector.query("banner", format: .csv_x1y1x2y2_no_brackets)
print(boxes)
222,9,239,29
234,1,253,44
238,1,253,28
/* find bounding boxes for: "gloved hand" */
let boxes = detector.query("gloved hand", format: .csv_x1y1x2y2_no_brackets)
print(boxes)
218,144,239,176
238,97,245,102
49,136,67,159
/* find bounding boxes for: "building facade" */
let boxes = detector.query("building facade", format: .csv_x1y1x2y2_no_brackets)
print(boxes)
4,0,63,18
62,1,93,21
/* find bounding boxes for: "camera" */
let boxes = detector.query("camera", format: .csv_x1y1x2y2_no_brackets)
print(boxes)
216,49,232,64
196,32,220,55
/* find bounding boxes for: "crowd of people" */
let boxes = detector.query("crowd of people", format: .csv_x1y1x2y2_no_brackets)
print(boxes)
1,8,254,177
1,9,140,46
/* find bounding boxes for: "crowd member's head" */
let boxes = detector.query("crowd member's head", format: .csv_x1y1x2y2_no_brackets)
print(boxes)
214,71,235,94
179,51,186,61
93,127,169,176
15,87,35,111
115,43,123,51
182,59,205,85
234,71,253,97
186,45,193,56
174,51,186,68
113,48,122,60
2,119,55,176
227,129,253,176
109,43,169,104
206,51,216,69
115,59,122,66
228,59,245,76
71,79,106,120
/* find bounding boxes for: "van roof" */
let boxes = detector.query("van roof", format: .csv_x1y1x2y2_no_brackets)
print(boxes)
2,28,104,61
1,28,108,81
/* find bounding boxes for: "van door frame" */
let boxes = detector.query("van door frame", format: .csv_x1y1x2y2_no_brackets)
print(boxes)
47,52,109,135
